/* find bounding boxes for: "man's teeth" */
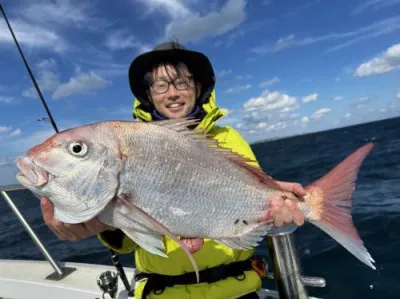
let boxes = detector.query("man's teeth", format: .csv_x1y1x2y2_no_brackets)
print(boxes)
168,103,183,108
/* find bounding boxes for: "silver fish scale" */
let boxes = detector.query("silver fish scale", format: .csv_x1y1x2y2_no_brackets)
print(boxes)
118,124,274,238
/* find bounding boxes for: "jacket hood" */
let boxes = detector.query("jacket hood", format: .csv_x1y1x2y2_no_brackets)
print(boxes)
132,90,227,133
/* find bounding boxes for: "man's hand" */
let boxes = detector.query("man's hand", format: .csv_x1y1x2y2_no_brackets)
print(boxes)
270,181,307,227
180,237,204,254
276,180,306,197
41,197,115,241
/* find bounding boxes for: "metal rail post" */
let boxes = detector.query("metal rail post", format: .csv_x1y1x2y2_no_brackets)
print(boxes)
1,185,75,280
267,225,325,299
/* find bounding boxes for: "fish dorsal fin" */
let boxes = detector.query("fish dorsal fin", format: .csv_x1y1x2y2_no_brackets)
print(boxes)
226,154,283,190
153,118,284,191
151,118,218,147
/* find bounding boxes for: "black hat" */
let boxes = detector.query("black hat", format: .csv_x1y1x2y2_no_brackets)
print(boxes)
128,41,215,110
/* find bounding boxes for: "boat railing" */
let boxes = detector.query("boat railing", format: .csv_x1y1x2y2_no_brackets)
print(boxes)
266,226,326,298
0,184,76,280
1,184,326,298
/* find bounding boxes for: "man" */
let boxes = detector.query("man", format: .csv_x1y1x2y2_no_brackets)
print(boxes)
41,41,305,298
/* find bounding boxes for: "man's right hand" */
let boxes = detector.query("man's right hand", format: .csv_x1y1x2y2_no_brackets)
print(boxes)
41,197,115,241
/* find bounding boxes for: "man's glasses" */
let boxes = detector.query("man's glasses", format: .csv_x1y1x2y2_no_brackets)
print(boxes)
150,76,193,94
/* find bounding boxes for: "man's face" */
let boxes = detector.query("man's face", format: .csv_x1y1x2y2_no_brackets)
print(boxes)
148,64,199,119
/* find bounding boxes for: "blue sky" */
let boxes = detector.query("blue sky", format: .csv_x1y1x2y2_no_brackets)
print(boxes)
0,0,399,184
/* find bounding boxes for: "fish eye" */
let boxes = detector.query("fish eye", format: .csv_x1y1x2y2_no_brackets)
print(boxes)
68,142,88,156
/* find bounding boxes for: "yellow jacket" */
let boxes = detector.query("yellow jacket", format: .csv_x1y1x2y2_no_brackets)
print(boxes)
98,91,262,299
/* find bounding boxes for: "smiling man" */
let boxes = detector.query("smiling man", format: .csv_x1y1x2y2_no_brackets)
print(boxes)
98,41,306,299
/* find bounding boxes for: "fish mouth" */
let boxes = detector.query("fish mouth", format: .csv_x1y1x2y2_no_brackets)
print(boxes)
16,156,48,187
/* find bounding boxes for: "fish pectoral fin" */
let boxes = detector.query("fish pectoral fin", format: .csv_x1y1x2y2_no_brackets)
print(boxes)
118,197,200,283
215,223,272,250
121,228,167,257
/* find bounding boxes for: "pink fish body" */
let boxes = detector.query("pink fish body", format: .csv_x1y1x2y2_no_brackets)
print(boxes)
16,119,376,281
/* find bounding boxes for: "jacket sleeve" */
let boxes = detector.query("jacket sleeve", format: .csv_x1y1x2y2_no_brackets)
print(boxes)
97,229,138,254
220,126,261,168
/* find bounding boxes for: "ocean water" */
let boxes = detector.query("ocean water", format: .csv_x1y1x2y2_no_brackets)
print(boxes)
1,116,399,299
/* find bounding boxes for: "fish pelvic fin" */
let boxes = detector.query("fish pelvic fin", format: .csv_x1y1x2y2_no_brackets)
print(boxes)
301,143,376,270
215,223,273,250
121,229,167,257
118,197,200,283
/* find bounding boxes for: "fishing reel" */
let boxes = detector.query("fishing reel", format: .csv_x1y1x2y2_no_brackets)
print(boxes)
97,271,118,299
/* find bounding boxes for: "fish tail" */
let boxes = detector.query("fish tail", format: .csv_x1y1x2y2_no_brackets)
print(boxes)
302,143,376,270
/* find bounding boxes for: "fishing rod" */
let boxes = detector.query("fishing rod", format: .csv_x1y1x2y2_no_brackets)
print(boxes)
0,4,132,296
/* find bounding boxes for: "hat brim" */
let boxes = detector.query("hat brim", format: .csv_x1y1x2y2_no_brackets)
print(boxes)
128,48,215,110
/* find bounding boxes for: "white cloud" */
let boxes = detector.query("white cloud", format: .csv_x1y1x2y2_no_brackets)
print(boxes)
22,59,60,98
250,17,400,54
236,75,253,80
105,30,149,51
0,126,11,134
282,0,321,18
20,0,92,27
334,96,344,101
345,113,351,118
311,108,331,119
349,97,370,109
90,62,132,77
352,0,400,15
225,84,251,94
52,71,110,99
259,76,280,87
243,120,289,133
397,90,400,99
9,129,22,137
165,0,246,43
136,0,192,19
265,121,287,132
256,122,267,129
301,116,310,126
214,20,266,48
354,42,400,77
21,59,110,100
0,19,68,52
0,96,13,104
0,126,22,139
244,90,298,112
219,114,241,126
302,93,318,103
219,69,232,77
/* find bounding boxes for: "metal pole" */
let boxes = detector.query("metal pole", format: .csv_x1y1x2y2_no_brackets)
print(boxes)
267,225,308,299
0,189,73,280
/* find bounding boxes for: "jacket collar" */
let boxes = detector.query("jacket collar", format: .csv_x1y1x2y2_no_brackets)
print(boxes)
132,90,227,134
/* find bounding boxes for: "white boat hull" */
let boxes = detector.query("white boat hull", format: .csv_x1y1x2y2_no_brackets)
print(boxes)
0,259,136,299
0,259,281,299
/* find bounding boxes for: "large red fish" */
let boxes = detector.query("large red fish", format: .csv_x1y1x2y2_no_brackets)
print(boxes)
16,118,376,282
